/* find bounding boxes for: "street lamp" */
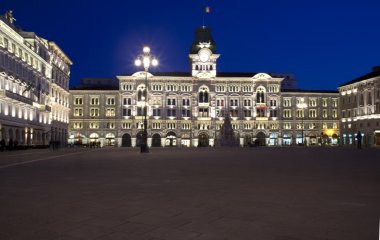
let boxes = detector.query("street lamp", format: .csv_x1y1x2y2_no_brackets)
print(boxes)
135,46,158,153
297,98,307,145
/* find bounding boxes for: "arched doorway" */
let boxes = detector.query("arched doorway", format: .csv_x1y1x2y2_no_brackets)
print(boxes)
269,133,277,146
165,132,177,147
105,133,115,146
152,133,161,147
90,133,100,147
244,134,252,147
332,134,339,145
256,132,266,146
136,132,143,147
122,133,132,147
198,132,209,147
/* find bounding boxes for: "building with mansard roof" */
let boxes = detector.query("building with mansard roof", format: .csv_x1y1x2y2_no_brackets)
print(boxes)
0,11,72,147
69,26,339,147
338,67,380,146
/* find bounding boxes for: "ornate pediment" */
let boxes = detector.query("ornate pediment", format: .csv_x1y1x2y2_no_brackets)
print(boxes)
131,71,153,79
252,73,272,80
196,72,213,79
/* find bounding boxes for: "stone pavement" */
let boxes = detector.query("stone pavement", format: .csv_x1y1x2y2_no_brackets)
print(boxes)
0,147,379,240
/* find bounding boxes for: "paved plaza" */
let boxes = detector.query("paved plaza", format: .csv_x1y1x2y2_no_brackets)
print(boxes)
0,147,379,240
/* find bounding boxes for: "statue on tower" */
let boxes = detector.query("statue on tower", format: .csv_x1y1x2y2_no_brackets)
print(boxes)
4,10,16,24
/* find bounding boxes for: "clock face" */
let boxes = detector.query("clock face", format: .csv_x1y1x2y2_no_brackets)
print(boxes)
198,49,211,62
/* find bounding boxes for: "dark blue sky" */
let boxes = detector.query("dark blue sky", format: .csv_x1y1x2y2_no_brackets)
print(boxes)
2,0,380,90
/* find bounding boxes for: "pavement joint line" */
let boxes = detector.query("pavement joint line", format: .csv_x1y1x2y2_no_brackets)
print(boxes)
0,149,100,170
1,150,51,157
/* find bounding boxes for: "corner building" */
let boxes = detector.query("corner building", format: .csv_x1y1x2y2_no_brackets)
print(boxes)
0,11,72,146
339,67,380,146
70,27,339,147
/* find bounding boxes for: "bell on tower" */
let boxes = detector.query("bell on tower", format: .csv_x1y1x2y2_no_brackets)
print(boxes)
189,27,220,78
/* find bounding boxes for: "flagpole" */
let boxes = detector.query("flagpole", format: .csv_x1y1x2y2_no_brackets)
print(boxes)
202,5,205,27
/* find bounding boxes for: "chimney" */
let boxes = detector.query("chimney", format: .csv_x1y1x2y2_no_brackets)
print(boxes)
372,66,380,72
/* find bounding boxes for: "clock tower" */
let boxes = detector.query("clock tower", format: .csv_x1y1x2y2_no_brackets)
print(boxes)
189,26,220,78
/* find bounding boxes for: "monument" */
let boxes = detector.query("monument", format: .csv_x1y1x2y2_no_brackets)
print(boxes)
219,113,239,147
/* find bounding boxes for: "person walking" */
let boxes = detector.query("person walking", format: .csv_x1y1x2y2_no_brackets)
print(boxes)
356,131,362,149
14,139,18,150
8,138,13,151
0,138,5,152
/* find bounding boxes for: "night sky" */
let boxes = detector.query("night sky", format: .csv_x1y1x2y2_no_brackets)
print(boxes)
1,0,380,90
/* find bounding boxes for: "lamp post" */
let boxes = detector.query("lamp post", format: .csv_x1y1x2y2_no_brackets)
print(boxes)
135,46,158,153
297,98,307,145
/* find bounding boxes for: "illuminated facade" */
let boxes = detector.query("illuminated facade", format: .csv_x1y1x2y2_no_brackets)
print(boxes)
339,67,380,146
0,11,72,146
69,27,339,147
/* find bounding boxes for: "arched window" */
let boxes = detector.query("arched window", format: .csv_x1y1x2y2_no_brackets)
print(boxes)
198,86,209,103
256,86,266,104
136,85,146,102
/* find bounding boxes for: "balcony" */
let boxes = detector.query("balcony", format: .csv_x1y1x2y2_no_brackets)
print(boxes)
0,89,33,105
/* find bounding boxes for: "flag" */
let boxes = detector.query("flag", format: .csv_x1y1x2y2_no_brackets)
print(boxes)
204,6,211,13
23,83,34,94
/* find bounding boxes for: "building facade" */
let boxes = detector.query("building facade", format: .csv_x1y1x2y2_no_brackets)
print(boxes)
339,67,380,146
0,11,72,146
69,27,339,147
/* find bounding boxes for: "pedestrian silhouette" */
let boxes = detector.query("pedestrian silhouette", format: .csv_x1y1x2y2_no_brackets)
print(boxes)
8,139,13,151
356,131,362,149
0,138,5,152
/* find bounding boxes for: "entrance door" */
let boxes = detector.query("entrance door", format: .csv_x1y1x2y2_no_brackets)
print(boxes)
122,133,132,147
136,132,143,147
256,132,266,146
165,132,177,147
152,134,161,147
375,133,380,145
198,133,209,147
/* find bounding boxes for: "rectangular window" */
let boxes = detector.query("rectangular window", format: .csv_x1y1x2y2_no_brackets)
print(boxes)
122,108,132,116
167,98,176,106
153,108,161,117
323,109,328,118
296,109,304,118
270,110,277,118
244,99,251,107
309,109,317,118
182,99,190,106
106,97,115,105
137,107,146,116
89,122,99,129
182,109,191,117
199,108,209,117
90,108,99,117
230,99,238,107
322,98,328,107
123,98,132,105
167,109,176,117
166,85,177,91
283,109,291,118
106,108,115,117
230,109,239,117
90,97,99,105
74,97,83,105
283,98,291,107
73,108,83,117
